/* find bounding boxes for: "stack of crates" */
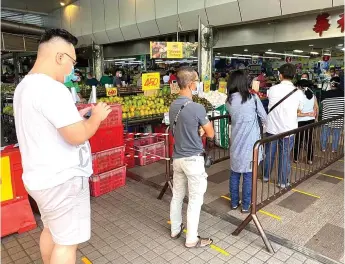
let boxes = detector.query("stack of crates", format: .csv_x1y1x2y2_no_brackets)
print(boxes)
76,103,126,197
124,133,166,167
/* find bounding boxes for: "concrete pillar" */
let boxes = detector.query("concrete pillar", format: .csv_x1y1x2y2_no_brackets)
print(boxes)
93,44,104,80
198,22,213,89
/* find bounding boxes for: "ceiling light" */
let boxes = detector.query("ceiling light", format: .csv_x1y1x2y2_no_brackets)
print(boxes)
310,51,319,55
60,2,65,6
233,54,252,57
342,48,345,51
338,44,344,47
217,53,221,55
265,51,310,58
244,49,248,52
293,50,304,53
324,53,331,56
309,44,314,47
267,49,272,52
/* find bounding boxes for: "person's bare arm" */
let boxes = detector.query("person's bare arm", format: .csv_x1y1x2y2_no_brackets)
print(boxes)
202,122,215,139
313,97,319,120
58,103,111,145
297,110,314,117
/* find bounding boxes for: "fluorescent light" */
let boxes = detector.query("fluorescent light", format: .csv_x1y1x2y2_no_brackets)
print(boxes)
293,50,304,53
338,44,344,47
244,49,248,52
233,54,252,57
310,51,319,55
309,44,314,47
60,2,65,6
342,48,345,51
265,51,310,58
324,53,331,56
267,49,272,52
217,53,221,55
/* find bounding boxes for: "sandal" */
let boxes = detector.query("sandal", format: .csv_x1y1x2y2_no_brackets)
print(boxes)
185,236,213,248
171,223,184,239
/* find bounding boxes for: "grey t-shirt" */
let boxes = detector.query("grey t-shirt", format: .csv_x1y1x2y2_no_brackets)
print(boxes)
169,96,209,159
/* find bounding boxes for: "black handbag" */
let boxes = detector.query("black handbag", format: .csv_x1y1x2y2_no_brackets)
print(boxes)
254,95,264,137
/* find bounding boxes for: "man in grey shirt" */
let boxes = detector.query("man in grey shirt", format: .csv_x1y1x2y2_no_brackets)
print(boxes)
169,66,215,248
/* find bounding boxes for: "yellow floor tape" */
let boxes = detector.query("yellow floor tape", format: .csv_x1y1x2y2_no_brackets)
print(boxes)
81,257,92,264
167,221,230,256
220,196,282,221
292,166,343,180
292,189,320,199
258,210,282,221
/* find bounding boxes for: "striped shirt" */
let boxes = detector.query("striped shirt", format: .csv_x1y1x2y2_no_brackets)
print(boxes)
321,89,344,128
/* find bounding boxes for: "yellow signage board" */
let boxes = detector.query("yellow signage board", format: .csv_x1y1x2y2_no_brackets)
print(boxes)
142,72,160,91
167,42,183,58
150,42,198,59
218,81,227,94
1,156,14,202
106,87,118,97
204,81,211,93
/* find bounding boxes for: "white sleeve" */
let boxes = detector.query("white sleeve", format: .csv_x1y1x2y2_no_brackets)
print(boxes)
41,85,83,129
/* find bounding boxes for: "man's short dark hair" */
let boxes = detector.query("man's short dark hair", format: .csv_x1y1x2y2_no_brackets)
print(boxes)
279,64,296,80
176,66,196,89
39,28,78,46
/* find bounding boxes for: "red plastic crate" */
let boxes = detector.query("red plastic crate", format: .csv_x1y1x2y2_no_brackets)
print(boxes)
89,165,126,197
76,103,122,129
135,140,166,166
124,133,134,152
92,146,125,174
124,151,135,168
90,126,124,153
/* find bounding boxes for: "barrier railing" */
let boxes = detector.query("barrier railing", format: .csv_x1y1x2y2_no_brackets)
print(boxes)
232,115,344,253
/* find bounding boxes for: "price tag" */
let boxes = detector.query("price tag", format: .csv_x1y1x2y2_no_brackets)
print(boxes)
106,87,118,97
164,112,170,125
218,81,227,94
142,72,160,91
204,81,211,93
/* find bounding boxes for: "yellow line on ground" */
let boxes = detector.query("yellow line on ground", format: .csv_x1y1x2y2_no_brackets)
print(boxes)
81,257,92,264
292,166,343,180
210,244,230,256
258,210,282,221
219,196,281,222
318,173,344,180
221,195,231,201
292,189,320,199
167,221,230,256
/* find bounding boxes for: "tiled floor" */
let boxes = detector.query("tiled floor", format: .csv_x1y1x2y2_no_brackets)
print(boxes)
128,153,344,263
1,179,326,264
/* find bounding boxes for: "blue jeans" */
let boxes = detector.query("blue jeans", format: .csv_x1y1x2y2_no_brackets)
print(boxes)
263,134,294,186
229,171,252,210
321,126,341,152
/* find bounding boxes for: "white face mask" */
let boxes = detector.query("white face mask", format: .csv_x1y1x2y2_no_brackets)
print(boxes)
118,74,122,78
191,81,199,95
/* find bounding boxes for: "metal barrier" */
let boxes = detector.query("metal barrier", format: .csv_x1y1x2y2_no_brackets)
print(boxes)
232,115,344,253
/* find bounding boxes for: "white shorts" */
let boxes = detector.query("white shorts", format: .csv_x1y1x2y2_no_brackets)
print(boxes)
27,176,91,246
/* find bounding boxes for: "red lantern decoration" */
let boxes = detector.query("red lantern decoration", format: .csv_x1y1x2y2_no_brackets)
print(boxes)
313,13,331,37
337,13,344,33
323,55,331,62
285,56,292,63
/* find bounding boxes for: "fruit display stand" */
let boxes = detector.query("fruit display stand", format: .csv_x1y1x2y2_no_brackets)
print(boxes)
0,145,37,237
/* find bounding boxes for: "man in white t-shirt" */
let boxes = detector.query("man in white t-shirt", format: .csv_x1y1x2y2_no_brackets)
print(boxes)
263,63,304,188
14,29,111,264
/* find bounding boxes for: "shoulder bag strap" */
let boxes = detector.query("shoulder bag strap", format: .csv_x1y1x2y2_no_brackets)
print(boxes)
268,88,298,114
172,101,192,136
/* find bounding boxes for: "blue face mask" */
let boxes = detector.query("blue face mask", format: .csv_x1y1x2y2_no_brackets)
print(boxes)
64,67,75,83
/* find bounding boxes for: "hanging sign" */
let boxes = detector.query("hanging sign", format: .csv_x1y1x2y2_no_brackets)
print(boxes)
150,42,198,59
106,87,118,97
142,72,160,91
218,82,227,94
